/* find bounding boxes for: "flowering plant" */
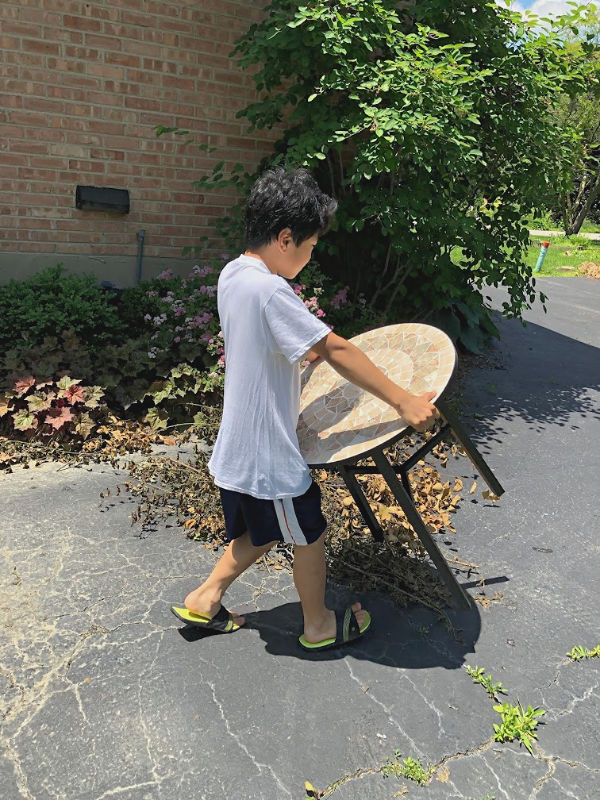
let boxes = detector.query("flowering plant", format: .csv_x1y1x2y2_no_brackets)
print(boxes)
0,375,106,440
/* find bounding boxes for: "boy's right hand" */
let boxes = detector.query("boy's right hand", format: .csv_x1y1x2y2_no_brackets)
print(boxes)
394,390,439,432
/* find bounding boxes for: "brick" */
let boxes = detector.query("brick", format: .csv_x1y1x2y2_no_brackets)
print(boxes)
22,38,62,55
50,143,89,158
6,53,45,71
8,111,50,127
43,27,84,44
64,45,100,60
121,10,156,28
90,148,125,161
22,96,64,113
98,107,136,124
142,58,177,74
87,63,124,80
86,121,125,136
84,4,120,22
33,0,82,11
101,22,141,42
27,127,65,142
3,21,42,37
63,15,102,32
84,33,122,50
1,124,26,140
104,80,140,95
22,8,62,25
67,159,105,172
161,75,196,91
104,52,140,68
46,57,86,74
124,68,157,85
18,168,58,181
0,35,20,50
17,218,55,231
62,131,102,146
124,96,161,112
0,92,22,109
86,91,124,107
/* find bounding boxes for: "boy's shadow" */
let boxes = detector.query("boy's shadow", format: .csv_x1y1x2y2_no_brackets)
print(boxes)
178,584,484,670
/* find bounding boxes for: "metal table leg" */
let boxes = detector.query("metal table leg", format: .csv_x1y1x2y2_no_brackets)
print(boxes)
436,399,505,497
338,464,384,542
372,448,473,609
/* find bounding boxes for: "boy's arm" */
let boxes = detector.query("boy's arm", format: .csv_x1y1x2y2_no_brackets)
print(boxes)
309,332,439,433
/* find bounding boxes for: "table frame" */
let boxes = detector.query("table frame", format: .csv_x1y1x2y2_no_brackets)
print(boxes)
312,398,504,609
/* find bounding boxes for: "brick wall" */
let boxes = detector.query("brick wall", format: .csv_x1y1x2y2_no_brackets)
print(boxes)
0,0,277,285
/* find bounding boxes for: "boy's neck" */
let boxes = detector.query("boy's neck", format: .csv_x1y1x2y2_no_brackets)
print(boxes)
244,248,277,275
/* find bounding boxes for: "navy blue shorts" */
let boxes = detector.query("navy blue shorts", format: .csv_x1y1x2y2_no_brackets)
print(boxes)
219,480,327,547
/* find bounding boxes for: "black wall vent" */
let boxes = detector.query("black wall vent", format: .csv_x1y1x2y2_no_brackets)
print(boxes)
75,185,130,214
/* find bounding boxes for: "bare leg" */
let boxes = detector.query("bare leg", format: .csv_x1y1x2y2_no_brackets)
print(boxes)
184,532,276,626
293,532,367,643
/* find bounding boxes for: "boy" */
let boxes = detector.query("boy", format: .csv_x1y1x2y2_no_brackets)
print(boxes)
171,167,438,651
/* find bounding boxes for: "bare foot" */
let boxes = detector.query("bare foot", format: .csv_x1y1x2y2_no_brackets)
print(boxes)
184,586,246,627
303,602,367,643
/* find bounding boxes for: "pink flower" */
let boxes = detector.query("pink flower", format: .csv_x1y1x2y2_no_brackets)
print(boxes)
174,306,186,316
192,265,214,278
316,309,325,317
144,314,152,321
331,287,349,309
157,269,173,280
174,336,181,343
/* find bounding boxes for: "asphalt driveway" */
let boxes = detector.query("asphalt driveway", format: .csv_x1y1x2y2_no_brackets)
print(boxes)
1,277,598,800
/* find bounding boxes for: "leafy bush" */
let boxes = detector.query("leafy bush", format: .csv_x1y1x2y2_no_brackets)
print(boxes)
0,375,106,441
181,0,598,351
0,265,125,353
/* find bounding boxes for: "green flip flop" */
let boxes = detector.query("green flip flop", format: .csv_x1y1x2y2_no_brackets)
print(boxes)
170,604,241,632
298,606,371,651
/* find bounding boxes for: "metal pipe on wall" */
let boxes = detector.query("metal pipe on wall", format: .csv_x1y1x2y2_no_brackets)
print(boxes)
135,229,146,285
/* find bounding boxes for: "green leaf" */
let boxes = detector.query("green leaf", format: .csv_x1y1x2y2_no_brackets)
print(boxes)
144,407,170,431
13,410,38,431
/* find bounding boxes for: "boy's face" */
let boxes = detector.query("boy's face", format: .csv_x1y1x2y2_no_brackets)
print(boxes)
273,229,318,280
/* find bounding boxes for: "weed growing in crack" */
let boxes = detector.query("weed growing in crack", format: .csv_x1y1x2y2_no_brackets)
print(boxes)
465,665,507,700
303,779,323,798
382,752,433,784
493,702,545,754
566,644,600,661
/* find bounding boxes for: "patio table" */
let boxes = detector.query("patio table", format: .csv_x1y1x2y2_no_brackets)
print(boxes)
297,323,504,609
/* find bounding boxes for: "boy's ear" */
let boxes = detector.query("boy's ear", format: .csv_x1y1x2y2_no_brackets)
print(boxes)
277,228,293,250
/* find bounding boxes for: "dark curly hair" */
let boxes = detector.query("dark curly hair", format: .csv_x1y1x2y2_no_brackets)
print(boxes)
244,167,337,248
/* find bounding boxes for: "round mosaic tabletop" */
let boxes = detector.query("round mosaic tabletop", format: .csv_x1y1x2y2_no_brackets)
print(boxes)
297,323,456,466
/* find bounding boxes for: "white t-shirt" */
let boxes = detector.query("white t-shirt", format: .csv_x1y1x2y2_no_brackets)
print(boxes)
208,254,331,499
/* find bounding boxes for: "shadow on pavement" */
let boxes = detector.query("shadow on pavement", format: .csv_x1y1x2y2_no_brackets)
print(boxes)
176,593,484,670
458,313,600,452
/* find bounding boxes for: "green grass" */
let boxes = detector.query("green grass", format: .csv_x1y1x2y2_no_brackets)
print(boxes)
451,236,600,278
527,235,600,277
527,214,600,234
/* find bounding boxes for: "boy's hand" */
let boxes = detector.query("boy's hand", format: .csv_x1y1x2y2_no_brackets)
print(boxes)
394,390,439,433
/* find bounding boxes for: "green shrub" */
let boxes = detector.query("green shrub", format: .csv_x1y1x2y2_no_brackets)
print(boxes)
0,265,125,353
182,0,598,352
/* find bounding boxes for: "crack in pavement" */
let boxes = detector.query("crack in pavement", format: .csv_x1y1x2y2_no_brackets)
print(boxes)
206,678,294,799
